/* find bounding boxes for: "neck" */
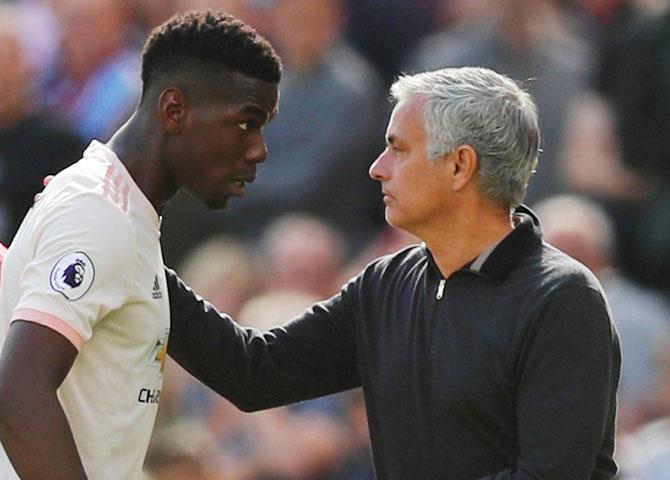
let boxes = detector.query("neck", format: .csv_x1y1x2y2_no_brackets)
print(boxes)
421,199,513,278
105,112,176,213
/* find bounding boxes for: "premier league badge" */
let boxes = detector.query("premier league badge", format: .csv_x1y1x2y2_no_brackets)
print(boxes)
50,251,95,300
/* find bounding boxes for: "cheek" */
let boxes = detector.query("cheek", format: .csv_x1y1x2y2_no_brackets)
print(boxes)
193,142,233,177
393,161,422,193
182,126,249,185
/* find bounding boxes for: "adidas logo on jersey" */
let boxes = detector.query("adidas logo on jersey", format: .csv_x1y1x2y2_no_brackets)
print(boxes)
152,274,162,299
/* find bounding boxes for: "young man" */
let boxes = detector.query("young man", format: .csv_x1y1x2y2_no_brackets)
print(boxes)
166,67,621,479
0,11,280,480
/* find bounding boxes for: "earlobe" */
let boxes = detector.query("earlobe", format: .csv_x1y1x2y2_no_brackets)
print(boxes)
158,88,186,135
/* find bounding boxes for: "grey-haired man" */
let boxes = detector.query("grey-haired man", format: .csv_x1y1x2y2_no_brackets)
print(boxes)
166,67,620,480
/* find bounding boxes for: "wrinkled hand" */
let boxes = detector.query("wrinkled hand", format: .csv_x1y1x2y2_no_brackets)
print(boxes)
34,175,54,204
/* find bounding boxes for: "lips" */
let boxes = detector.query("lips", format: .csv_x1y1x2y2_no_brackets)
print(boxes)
228,174,256,196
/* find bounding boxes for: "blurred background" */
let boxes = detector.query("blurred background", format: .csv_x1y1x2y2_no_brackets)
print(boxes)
2,0,670,478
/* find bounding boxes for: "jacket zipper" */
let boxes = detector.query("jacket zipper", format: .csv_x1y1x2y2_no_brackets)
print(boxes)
436,278,445,300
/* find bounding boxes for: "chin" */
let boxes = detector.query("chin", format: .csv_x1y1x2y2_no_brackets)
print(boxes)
385,210,414,234
385,209,403,229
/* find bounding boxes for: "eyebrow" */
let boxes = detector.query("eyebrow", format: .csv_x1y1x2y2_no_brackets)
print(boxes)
240,104,271,121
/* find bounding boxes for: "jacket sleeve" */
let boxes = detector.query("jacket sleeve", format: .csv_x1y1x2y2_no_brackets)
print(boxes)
478,285,620,480
164,267,361,411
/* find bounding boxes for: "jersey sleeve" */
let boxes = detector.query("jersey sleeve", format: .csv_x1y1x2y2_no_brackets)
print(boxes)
11,193,137,349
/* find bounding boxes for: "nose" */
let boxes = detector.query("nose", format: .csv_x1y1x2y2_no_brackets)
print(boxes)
246,133,268,164
369,149,388,181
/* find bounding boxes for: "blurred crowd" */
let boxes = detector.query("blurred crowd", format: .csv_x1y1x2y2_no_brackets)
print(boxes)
2,0,670,478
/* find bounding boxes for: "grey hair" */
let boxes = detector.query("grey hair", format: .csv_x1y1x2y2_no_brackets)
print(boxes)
390,67,540,207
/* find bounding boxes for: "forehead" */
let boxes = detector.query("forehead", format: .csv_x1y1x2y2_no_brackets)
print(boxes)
386,96,427,137
171,69,279,122
189,71,279,116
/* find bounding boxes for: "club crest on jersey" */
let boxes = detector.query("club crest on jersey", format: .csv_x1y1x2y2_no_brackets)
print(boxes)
50,251,95,300
146,328,170,378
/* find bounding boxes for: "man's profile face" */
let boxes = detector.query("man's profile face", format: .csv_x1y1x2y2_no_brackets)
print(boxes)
170,73,279,209
369,96,453,235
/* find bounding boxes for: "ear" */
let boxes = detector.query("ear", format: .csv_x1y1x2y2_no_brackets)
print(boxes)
450,144,478,192
158,88,187,135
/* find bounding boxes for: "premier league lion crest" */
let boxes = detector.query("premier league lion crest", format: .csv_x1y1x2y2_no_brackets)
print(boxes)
62,259,86,288
50,251,95,300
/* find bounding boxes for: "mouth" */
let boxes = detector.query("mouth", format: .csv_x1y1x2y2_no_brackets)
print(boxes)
228,174,256,196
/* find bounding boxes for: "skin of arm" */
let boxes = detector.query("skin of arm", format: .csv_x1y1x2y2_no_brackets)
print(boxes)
0,321,87,479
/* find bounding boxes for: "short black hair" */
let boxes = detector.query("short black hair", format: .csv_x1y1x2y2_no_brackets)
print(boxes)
141,10,281,97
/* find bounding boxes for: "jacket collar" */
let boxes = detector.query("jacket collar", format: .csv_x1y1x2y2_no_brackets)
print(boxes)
424,205,543,284
473,205,543,282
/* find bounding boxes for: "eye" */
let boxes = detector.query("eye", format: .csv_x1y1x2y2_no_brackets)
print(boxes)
238,122,249,131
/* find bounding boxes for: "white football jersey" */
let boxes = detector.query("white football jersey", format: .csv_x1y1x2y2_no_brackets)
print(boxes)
0,141,170,479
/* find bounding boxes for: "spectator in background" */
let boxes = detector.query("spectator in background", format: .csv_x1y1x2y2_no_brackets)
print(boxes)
617,340,670,480
129,0,267,41
160,0,386,265
534,194,670,436
344,0,442,85
593,3,670,293
178,235,259,317
0,4,83,244
561,0,634,47
144,421,221,480
559,89,649,204
406,0,592,204
255,0,385,250
42,0,142,141
8,0,62,84
257,214,346,299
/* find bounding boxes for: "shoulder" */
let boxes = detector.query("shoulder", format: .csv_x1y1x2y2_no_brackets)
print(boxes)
33,166,137,261
512,242,611,325
360,244,427,285
42,142,133,216
333,244,425,312
508,246,618,356
537,242,604,293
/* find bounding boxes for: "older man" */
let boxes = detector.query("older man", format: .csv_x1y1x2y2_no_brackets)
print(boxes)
166,67,620,479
